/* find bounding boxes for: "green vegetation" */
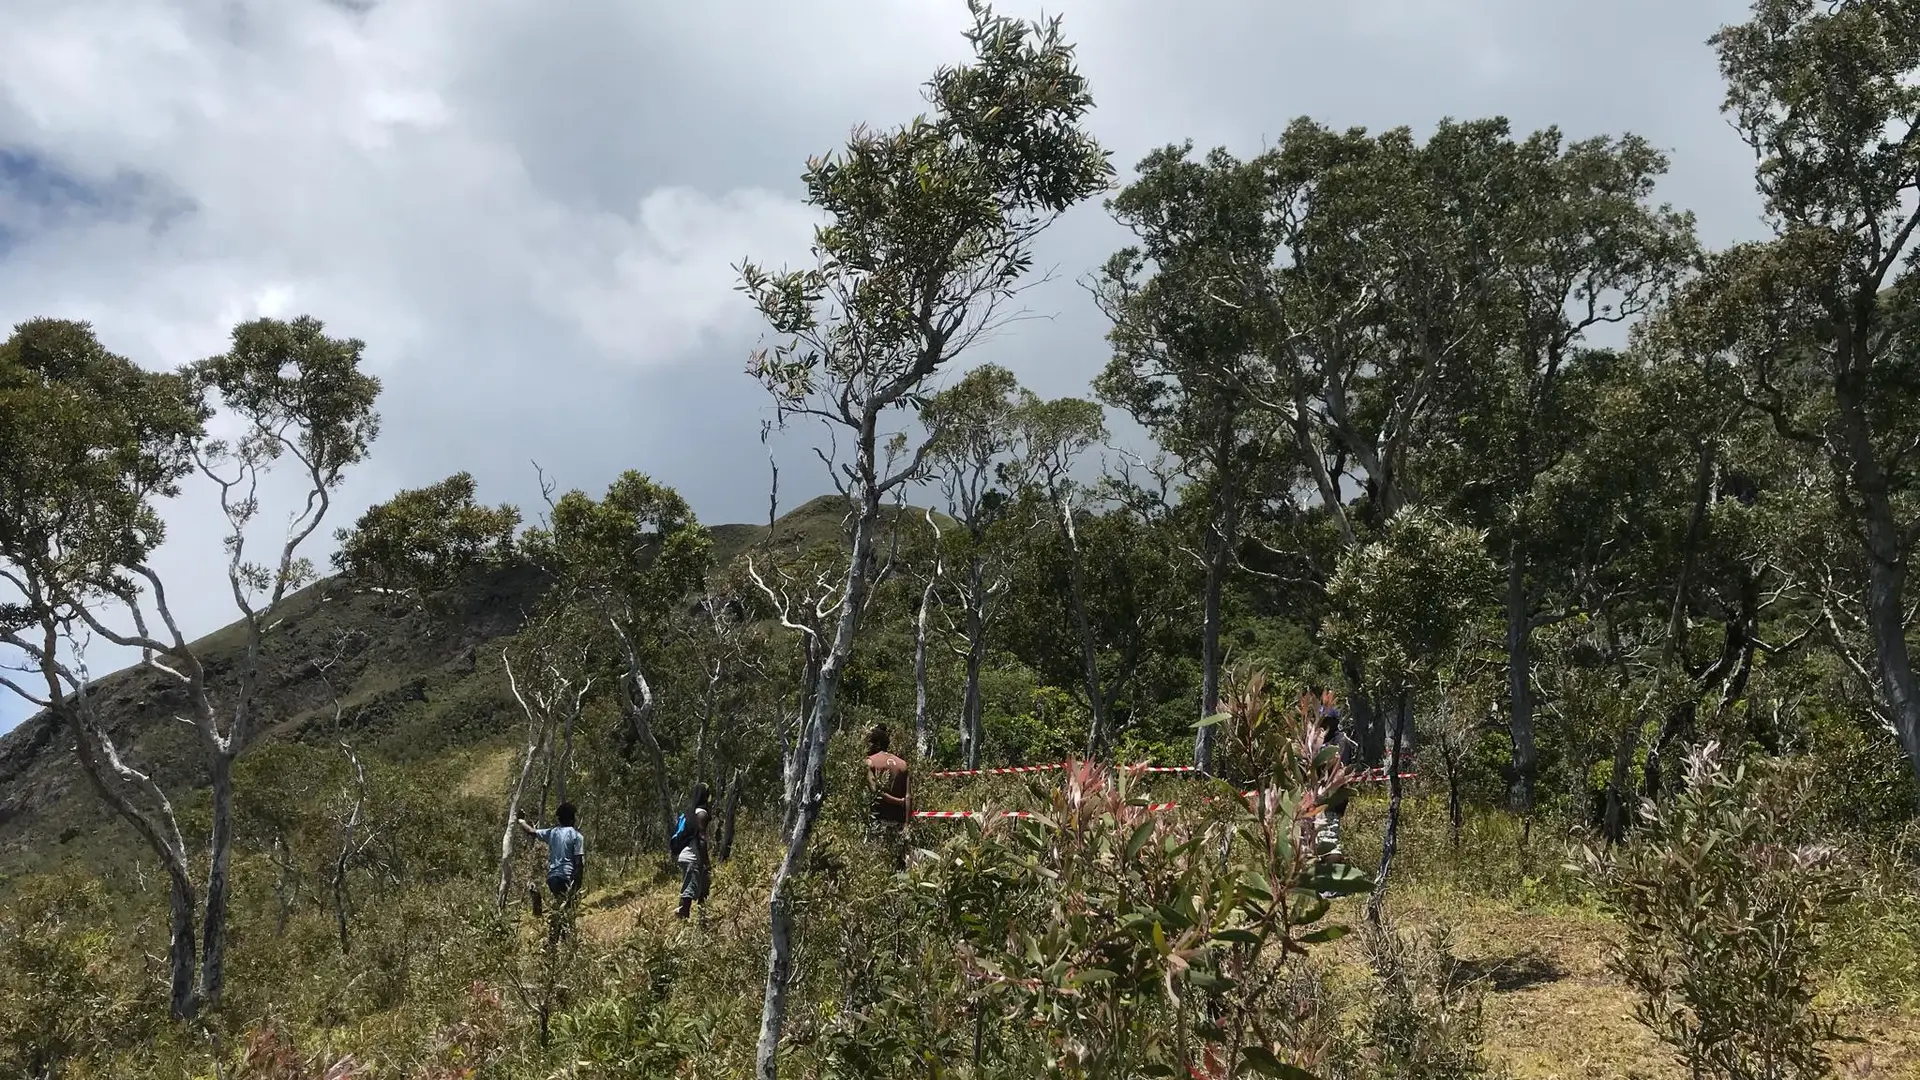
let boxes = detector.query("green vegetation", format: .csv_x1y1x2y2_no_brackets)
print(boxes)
5,0,1920,1076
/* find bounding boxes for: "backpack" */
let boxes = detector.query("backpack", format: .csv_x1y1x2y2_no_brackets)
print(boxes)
669,813,691,858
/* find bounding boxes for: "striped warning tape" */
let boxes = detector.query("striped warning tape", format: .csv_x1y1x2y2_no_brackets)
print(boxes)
928,760,1415,781
911,771,1417,820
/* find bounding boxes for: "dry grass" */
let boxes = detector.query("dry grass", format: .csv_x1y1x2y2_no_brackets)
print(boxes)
1342,885,1920,1080
545,832,1920,1079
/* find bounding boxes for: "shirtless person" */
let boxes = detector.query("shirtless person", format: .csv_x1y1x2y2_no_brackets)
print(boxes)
864,724,910,870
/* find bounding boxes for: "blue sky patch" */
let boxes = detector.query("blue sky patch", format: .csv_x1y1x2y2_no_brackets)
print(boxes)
0,146,195,255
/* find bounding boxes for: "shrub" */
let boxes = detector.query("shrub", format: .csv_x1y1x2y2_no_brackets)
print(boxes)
1583,742,1847,1080
1355,923,1494,1080
892,672,1372,1080
0,874,159,1078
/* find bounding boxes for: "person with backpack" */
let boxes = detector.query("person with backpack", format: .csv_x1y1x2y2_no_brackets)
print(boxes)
1305,686,1355,859
517,802,585,942
672,782,712,922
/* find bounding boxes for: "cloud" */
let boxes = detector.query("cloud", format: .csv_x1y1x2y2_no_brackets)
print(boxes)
1,0,1767,734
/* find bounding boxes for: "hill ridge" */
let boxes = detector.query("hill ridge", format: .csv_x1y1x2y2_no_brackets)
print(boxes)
0,492,914,864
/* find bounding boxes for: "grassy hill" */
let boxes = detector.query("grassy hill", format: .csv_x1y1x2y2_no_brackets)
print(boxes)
0,492,895,870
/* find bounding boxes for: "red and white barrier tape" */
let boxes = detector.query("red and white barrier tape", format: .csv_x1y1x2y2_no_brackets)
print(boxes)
928,760,1414,781
912,773,1416,820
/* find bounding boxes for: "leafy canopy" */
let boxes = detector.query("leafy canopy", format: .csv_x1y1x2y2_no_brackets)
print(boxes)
331,472,522,595
0,319,205,614
523,470,711,626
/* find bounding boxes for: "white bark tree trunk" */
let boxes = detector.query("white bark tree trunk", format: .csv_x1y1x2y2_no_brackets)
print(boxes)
756,475,884,1080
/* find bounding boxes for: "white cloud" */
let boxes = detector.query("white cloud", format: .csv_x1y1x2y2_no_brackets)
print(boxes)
0,0,1772,736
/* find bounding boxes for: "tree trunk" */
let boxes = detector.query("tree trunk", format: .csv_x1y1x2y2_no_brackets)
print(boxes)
720,766,743,862
1059,499,1106,759
333,744,366,955
961,566,988,770
1504,552,1538,814
780,644,822,845
271,836,295,936
166,871,200,1020
498,696,551,908
1602,720,1639,845
1446,763,1463,850
197,750,236,1008
1836,364,1920,790
51,691,203,1018
1366,695,1411,927
1340,655,1381,767
1196,520,1230,774
536,729,557,824
624,667,675,851
757,485,884,1080
914,576,936,761
558,703,576,808
698,661,720,784
1864,536,1920,788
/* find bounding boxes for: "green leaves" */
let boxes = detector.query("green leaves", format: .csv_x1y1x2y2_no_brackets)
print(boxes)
523,470,712,629
903,734,1367,1079
192,316,381,483
1323,508,1497,698
0,320,205,598
1238,1045,1319,1079
1586,744,1847,1080
739,2,1108,438
331,472,520,596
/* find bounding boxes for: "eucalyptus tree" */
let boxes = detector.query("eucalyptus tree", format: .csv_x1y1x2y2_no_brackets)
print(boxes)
1000,493,1191,754
1656,0,1920,789
1323,508,1497,923
1416,121,1697,814
1007,390,1111,752
1100,125,1473,766
735,4,1108,1071
330,471,520,604
519,471,711,847
1097,148,1280,772
0,315,380,1019
920,363,1023,768
496,604,597,908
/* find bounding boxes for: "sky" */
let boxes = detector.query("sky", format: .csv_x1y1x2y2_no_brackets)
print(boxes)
0,0,1765,735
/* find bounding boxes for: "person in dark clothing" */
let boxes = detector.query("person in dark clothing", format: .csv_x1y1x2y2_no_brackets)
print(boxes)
675,782,712,922
864,724,910,869
1306,687,1354,858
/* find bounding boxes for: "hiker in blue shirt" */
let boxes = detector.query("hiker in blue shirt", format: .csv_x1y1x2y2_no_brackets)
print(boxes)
517,801,586,907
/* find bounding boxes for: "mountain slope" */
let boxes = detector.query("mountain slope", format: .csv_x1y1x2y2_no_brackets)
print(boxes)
0,492,897,868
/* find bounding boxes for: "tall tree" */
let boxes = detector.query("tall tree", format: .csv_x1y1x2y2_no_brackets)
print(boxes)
520,471,711,848
1097,149,1279,772
921,363,1023,768
331,471,520,603
1009,391,1112,752
1409,121,1696,814
1000,493,1190,752
735,3,1108,1072
1322,508,1497,924
1665,0,1920,789
0,315,379,1018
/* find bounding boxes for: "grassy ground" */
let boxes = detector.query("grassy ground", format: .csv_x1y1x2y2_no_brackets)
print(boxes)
1353,885,1920,1079
526,771,1920,1079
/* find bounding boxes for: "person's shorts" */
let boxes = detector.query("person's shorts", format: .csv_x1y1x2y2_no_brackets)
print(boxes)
547,873,576,899
679,856,710,902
